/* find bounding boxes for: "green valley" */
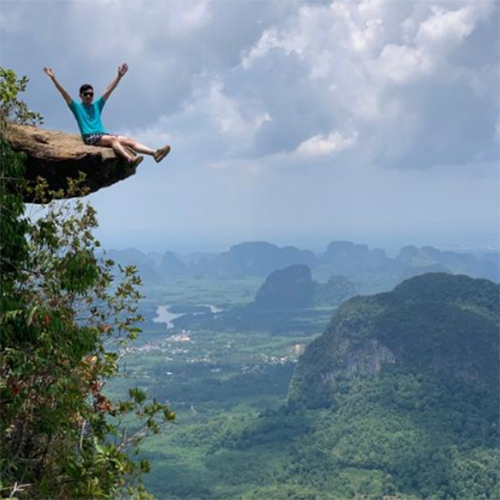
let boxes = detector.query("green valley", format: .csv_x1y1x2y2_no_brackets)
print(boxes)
106,272,499,500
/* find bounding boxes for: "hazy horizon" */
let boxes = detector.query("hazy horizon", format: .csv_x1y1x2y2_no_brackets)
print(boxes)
97,231,500,256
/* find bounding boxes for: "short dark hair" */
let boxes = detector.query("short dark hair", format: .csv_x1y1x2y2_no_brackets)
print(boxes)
79,84,93,94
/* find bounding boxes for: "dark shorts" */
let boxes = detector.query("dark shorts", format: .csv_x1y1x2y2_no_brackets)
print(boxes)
82,133,115,146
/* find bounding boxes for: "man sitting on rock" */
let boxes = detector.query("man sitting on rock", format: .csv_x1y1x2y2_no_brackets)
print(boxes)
43,64,170,167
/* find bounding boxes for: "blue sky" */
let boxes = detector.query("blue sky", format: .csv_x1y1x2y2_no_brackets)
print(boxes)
1,0,498,252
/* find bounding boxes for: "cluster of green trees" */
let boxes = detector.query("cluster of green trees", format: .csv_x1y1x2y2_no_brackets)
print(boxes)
146,371,498,500
0,69,173,499
287,372,499,500
140,273,499,500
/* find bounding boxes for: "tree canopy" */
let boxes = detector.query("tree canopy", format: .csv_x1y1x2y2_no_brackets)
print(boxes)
0,68,174,500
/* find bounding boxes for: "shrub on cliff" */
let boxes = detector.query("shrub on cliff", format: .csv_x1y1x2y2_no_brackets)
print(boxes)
0,68,174,500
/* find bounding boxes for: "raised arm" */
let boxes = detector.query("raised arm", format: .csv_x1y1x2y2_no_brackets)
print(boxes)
102,63,128,102
43,67,72,105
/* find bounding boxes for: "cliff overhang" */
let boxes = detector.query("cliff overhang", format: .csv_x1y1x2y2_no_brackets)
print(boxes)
4,123,139,203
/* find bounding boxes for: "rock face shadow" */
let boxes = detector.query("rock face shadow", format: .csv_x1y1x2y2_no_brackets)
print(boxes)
5,123,139,203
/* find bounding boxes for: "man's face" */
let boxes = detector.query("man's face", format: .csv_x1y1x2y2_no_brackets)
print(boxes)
80,89,94,105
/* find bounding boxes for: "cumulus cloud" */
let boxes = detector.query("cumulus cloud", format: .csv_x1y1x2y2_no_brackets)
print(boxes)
235,0,498,168
2,0,291,131
102,0,498,170
2,0,498,172
372,44,432,84
296,130,358,157
188,79,271,142
120,74,272,167
68,0,213,54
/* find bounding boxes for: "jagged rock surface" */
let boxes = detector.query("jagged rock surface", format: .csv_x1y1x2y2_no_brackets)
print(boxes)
4,123,138,203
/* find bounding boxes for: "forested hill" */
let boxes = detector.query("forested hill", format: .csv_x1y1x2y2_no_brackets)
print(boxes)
166,273,499,499
289,273,499,407
281,272,499,499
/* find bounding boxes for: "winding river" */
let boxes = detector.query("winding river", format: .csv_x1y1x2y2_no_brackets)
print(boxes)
153,305,223,329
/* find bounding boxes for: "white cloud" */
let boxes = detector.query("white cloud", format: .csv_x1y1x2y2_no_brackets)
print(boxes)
175,0,212,34
372,44,432,84
297,130,358,157
3,0,498,172
189,79,271,139
117,74,273,165
416,6,475,48
69,0,213,52
235,0,498,168
241,28,282,69
349,18,383,54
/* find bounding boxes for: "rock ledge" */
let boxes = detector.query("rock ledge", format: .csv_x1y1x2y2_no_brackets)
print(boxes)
4,123,138,203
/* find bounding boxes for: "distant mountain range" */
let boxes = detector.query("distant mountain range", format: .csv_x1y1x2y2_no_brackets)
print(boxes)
104,241,499,292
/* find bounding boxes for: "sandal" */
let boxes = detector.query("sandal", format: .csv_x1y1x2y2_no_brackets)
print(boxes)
154,144,171,163
129,155,144,168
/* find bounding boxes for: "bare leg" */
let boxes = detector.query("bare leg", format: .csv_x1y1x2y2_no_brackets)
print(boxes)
113,136,156,156
99,135,135,162
128,140,156,156
115,136,171,163
100,135,169,164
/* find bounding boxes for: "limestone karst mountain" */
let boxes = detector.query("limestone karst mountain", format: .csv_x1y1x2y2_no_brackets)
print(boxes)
288,272,499,408
252,264,316,310
172,264,358,335
210,273,499,500
210,242,316,277
4,123,139,202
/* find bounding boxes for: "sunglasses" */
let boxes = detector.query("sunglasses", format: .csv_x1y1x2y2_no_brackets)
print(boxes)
82,92,94,97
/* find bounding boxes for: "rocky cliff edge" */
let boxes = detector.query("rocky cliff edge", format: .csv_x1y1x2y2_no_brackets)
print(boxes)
4,123,138,203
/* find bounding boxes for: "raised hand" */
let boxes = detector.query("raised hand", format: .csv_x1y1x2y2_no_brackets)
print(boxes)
43,67,72,104
118,63,128,77
43,67,55,79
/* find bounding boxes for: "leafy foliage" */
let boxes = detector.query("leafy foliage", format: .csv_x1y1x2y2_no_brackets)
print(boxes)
281,273,500,499
0,70,174,499
0,68,43,125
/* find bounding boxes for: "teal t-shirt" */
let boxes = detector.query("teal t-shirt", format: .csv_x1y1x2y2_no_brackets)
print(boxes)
68,97,107,137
